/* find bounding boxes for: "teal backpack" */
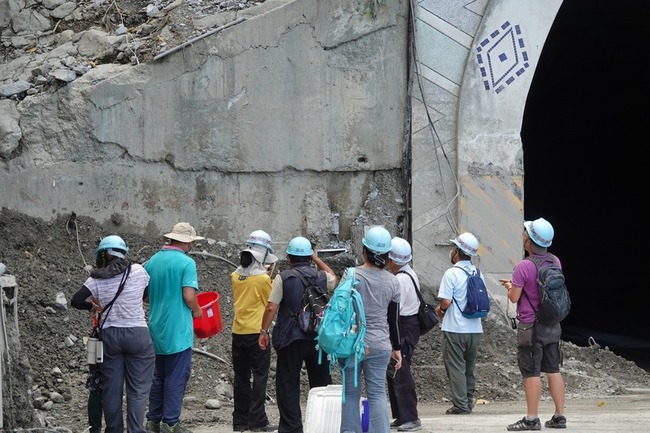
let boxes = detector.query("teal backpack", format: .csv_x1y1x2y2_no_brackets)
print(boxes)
315,267,366,403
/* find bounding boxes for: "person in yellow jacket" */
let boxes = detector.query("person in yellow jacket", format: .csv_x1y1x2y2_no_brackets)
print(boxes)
231,230,279,432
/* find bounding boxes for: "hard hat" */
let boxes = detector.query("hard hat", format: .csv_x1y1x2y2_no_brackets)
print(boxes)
389,237,412,264
450,232,479,256
524,218,554,247
362,226,392,254
286,236,313,256
93,235,128,257
246,230,274,253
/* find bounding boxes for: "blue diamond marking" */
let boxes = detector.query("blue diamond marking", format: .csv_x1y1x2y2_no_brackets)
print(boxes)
475,22,529,93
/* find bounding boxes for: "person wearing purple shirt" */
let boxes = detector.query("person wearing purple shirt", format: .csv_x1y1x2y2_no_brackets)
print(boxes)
500,218,567,431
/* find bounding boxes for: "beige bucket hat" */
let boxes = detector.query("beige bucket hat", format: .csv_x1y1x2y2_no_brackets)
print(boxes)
164,222,205,243
243,244,278,264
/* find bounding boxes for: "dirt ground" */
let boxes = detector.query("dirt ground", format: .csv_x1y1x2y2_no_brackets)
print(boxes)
1,208,650,431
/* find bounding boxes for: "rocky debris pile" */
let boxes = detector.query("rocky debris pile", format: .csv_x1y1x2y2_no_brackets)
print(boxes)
0,0,264,99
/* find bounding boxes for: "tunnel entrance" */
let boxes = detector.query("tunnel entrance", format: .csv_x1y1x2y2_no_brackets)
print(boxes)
521,0,650,371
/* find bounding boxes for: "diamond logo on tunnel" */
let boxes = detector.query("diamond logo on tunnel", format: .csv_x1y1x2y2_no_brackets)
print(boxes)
476,21,529,94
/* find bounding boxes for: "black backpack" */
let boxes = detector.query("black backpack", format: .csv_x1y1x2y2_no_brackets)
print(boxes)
290,270,330,334
453,267,490,319
524,253,571,325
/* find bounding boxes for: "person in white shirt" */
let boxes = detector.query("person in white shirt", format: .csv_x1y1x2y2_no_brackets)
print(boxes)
386,237,423,432
435,232,485,416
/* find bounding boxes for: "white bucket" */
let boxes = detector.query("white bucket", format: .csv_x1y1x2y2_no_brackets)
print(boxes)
304,385,369,433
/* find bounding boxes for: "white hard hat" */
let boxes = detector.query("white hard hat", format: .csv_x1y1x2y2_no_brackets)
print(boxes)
524,218,554,247
245,230,274,253
450,232,479,257
389,237,412,264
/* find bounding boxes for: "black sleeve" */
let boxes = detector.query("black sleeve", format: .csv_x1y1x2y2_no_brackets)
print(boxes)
388,301,401,350
70,286,93,311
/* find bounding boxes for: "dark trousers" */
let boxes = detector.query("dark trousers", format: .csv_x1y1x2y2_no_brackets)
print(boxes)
232,333,271,428
388,315,420,422
276,339,332,433
88,391,102,433
147,347,193,425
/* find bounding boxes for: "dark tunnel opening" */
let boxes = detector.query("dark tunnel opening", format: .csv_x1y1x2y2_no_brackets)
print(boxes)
521,0,650,371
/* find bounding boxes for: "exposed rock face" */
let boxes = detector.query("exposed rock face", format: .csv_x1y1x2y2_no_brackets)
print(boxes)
1,0,266,98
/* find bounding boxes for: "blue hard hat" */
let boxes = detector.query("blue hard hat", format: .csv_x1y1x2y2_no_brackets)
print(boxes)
286,236,313,256
93,235,128,257
362,226,392,254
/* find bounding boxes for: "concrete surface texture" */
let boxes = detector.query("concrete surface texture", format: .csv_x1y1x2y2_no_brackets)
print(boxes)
190,393,650,433
0,0,572,293
0,0,410,249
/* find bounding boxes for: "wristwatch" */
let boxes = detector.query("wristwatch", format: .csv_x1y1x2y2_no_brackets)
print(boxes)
260,328,269,335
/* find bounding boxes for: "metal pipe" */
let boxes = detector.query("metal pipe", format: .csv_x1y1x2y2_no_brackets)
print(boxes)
153,17,246,61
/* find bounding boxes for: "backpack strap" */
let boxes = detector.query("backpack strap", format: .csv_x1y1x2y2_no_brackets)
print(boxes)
397,270,425,306
521,254,555,313
288,268,317,318
450,265,477,311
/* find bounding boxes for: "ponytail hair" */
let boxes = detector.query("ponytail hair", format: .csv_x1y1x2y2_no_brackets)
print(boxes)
363,246,388,268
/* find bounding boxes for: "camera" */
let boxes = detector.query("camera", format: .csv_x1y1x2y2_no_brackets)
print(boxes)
86,337,104,365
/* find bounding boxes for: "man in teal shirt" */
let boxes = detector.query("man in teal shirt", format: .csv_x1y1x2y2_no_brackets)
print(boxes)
144,223,204,433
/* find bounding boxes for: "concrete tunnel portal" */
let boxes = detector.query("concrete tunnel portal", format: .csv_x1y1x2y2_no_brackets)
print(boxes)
520,0,649,369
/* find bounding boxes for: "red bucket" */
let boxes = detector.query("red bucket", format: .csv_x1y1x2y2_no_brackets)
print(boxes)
193,291,223,338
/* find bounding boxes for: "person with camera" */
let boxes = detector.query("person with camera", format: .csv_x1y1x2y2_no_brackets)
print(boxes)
385,237,422,432
435,232,484,416
71,235,155,433
500,218,567,431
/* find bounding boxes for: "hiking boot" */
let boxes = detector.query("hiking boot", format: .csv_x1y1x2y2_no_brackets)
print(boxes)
390,419,403,428
445,406,471,415
146,420,161,433
397,419,422,432
161,421,193,433
545,415,567,429
250,424,277,432
507,417,541,431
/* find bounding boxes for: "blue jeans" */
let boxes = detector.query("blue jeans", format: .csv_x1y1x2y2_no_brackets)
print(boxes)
341,349,391,433
146,347,192,425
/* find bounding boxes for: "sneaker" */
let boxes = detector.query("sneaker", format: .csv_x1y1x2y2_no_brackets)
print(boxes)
161,421,193,433
146,420,161,433
397,419,422,432
445,406,471,415
507,417,541,431
545,415,567,429
390,419,403,428
250,424,278,432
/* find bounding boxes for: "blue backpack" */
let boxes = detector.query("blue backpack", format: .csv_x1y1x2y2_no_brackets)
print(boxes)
315,267,366,403
453,267,490,319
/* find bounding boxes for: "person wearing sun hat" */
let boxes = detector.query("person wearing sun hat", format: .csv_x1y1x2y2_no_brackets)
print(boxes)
144,222,205,433
230,230,278,432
